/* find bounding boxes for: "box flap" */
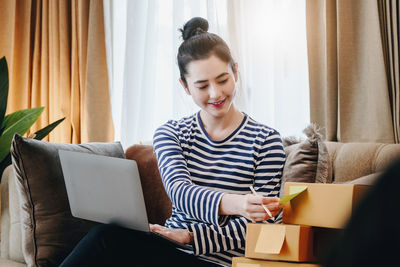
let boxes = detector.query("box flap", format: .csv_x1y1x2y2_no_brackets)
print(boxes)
254,224,286,254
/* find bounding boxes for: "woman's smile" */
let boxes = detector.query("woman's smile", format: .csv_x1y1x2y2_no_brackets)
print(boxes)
209,98,226,109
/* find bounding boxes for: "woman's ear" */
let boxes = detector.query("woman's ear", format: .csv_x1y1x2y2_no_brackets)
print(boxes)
233,63,239,82
179,79,191,95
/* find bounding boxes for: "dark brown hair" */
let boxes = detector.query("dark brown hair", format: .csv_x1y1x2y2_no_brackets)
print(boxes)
177,17,235,85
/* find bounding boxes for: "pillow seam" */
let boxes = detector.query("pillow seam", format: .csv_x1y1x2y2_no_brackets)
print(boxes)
13,138,39,267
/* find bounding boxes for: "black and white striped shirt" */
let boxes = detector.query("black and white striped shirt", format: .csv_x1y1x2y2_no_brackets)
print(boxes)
153,111,286,266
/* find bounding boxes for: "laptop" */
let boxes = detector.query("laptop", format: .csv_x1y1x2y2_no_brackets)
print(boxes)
58,150,193,251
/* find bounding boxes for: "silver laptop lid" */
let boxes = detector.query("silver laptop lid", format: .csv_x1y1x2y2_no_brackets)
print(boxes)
58,150,150,232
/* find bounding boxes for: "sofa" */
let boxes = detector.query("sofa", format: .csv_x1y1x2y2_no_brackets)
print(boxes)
1,134,400,266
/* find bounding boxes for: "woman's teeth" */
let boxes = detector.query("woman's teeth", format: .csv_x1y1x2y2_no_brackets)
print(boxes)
210,99,226,108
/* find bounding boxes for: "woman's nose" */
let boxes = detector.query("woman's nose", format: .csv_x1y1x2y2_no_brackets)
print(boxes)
208,83,221,99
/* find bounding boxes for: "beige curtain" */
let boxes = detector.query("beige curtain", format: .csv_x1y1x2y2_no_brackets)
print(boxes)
306,0,394,143
378,0,400,143
0,0,114,144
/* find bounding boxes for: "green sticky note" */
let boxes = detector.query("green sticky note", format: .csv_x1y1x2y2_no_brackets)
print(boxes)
279,185,307,204
289,185,308,195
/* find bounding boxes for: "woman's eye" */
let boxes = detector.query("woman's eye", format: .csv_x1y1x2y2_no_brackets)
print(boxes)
198,85,208,89
218,79,228,84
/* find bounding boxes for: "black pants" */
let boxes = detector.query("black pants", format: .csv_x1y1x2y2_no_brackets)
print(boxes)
60,224,220,267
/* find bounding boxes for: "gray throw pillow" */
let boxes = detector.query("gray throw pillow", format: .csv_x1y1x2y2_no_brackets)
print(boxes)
280,124,331,197
10,134,125,267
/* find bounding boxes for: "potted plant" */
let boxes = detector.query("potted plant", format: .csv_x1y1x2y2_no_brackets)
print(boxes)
0,56,65,179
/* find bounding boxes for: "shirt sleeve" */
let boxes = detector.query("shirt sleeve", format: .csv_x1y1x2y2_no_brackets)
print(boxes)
153,122,224,226
253,129,286,222
187,216,251,255
254,129,285,195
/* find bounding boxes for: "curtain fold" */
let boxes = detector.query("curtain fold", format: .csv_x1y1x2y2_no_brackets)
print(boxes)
378,0,400,143
306,0,394,143
0,0,114,144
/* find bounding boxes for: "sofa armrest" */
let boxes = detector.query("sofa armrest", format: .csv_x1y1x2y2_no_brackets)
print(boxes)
1,165,12,259
1,165,25,264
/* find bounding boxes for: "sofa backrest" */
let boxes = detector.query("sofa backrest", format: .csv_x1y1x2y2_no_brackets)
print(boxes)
325,142,400,183
1,141,400,264
125,142,400,224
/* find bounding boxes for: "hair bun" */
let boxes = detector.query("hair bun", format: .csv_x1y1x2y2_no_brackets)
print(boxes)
180,17,209,41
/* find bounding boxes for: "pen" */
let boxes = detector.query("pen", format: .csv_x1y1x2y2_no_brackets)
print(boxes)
249,185,273,218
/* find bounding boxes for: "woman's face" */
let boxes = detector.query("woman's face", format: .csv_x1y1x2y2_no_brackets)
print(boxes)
181,54,238,119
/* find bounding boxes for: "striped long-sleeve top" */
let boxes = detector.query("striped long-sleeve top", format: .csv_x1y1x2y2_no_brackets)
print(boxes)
152,111,286,266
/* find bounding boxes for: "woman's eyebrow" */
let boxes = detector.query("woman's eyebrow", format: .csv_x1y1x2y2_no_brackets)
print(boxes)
194,79,208,84
194,72,229,84
216,72,229,79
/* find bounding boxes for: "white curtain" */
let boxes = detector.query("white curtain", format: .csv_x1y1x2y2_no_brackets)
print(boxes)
104,0,310,149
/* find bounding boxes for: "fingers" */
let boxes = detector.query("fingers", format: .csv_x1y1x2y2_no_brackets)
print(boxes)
265,203,284,212
151,226,172,238
251,213,269,222
247,194,280,205
150,226,189,244
261,197,280,205
245,201,282,213
243,194,283,222
151,225,181,237
249,210,280,222
251,206,282,222
246,203,283,221
149,224,166,232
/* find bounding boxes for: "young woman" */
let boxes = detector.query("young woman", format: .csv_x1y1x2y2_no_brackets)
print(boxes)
150,17,286,265
60,17,285,267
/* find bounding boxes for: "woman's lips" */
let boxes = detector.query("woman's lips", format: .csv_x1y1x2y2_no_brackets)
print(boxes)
209,99,226,108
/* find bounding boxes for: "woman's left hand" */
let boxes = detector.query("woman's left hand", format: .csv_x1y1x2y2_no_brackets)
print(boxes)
150,224,192,244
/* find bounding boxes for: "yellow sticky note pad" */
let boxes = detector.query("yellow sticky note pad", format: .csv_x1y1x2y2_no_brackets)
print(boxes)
279,185,307,204
254,224,286,254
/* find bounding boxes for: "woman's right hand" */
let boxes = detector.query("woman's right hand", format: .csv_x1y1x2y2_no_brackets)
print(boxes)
240,194,283,221
219,193,283,222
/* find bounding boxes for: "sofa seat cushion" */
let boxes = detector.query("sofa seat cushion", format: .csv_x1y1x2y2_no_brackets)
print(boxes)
10,134,125,267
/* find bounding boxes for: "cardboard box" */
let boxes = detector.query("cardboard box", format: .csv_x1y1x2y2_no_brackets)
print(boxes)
312,227,343,260
232,257,320,267
282,182,369,228
245,223,315,262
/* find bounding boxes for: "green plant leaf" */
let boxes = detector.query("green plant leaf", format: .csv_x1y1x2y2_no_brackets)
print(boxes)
33,117,65,140
0,56,9,132
0,107,44,162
